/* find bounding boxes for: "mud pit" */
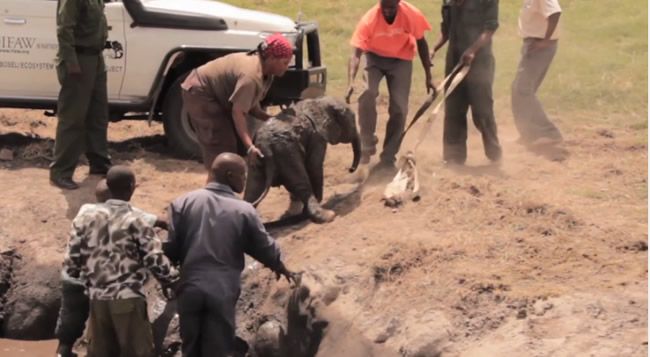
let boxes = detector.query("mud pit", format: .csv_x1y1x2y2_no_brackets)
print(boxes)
0,105,646,356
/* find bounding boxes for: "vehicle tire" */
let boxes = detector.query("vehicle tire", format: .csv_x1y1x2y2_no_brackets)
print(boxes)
162,72,201,159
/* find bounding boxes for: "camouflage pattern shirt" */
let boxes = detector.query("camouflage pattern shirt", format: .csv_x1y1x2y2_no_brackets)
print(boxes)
63,199,179,300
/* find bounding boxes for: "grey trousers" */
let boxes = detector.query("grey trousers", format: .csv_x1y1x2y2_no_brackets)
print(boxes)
511,39,563,143
357,52,412,164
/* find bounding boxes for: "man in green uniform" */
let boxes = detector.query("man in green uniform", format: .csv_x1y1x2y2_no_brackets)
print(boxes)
51,0,112,189
432,0,502,165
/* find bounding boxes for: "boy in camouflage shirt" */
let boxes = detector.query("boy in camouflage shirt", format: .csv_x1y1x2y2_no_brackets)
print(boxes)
61,167,178,357
56,179,167,357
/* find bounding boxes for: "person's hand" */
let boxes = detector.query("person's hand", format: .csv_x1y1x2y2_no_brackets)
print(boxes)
66,62,82,79
345,85,354,104
425,73,436,95
529,38,553,52
162,280,180,300
275,263,298,286
246,145,264,161
429,49,437,61
154,217,169,230
461,48,475,65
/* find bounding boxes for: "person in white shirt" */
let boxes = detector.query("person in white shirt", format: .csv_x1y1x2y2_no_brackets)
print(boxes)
511,0,563,147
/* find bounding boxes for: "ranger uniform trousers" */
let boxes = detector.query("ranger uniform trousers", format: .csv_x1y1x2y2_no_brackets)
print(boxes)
51,53,111,180
443,49,502,164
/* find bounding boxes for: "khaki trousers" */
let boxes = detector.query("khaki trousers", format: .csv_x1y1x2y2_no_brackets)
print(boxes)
87,298,154,357
181,88,244,170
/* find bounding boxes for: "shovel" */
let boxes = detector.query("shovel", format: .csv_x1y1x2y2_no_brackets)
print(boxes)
383,62,470,206
400,62,464,142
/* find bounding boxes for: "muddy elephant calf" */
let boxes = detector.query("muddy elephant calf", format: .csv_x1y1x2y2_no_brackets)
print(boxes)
244,96,361,223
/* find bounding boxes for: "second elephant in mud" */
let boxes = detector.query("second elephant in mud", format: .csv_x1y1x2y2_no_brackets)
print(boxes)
243,96,361,223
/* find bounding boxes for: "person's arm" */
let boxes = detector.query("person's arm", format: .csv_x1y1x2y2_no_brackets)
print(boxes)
347,13,371,104
232,103,263,159
531,12,561,51
416,38,434,94
251,106,271,121
545,12,561,39
136,221,179,286
431,32,449,57
56,0,81,76
431,2,451,59
345,47,363,104
154,217,169,230
230,78,264,158
461,0,499,65
163,204,181,264
133,207,167,230
461,30,495,65
62,220,85,280
243,209,296,283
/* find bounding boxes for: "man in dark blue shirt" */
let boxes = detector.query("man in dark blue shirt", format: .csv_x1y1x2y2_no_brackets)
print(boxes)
166,153,296,357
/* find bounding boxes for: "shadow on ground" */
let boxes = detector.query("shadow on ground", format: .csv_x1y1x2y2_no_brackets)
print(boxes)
0,131,203,174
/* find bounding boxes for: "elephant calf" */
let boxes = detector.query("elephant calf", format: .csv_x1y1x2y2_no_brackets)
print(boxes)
244,96,361,223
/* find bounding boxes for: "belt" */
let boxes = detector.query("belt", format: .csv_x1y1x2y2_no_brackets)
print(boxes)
524,37,558,42
75,46,102,55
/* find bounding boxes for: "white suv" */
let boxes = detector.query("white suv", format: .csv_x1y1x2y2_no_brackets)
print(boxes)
0,0,326,157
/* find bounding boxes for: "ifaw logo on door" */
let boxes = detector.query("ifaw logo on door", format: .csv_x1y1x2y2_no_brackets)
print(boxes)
0,36,37,54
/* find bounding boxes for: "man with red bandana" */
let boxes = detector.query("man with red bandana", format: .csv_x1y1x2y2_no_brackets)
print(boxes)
181,34,293,168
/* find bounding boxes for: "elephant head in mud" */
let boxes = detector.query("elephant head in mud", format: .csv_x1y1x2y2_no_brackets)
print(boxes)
243,96,361,223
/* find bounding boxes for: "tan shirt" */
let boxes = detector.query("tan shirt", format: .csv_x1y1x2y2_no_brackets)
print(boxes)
183,52,273,113
518,0,562,40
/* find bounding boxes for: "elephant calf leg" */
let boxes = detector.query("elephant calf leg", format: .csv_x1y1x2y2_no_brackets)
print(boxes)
306,196,336,224
281,195,305,218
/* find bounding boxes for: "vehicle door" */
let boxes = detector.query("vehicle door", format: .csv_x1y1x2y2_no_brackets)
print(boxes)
0,0,126,100
0,0,59,99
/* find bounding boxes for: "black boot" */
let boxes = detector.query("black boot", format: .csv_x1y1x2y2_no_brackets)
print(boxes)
56,343,77,357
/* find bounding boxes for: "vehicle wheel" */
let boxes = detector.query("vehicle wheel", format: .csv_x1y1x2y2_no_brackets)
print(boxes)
162,73,201,159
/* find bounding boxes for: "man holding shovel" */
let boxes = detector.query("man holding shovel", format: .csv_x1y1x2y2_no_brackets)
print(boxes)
347,0,435,169
432,0,502,165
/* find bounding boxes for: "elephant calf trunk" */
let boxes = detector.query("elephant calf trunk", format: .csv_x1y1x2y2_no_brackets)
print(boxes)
349,134,361,173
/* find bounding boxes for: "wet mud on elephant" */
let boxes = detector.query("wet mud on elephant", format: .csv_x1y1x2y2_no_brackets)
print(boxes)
244,96,361,223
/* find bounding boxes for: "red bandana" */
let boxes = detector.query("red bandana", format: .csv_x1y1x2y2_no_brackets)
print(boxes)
263,33,294,59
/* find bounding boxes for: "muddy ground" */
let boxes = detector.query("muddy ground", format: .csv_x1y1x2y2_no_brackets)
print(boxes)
0,102,646,356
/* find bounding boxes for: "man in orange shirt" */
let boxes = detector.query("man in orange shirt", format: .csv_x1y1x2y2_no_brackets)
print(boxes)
347,0,435,169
